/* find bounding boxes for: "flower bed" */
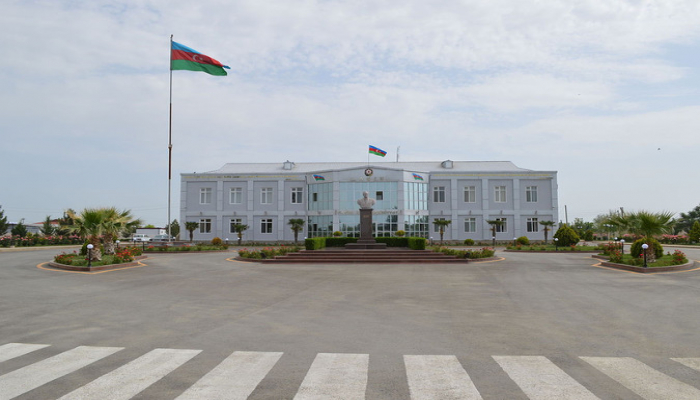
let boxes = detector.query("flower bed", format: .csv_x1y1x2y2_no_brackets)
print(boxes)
1,234,83,247
143,244,229,252
238,246,302,259
53,246,143,267
431,246,495,259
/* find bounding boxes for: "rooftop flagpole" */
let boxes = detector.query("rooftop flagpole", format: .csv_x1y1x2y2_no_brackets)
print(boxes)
167,34,173,241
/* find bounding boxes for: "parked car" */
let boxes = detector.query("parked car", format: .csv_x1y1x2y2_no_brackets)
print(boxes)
152,234,174,242
132,234,151,242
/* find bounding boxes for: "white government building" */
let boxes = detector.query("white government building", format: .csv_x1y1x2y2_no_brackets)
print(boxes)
180,160,558,243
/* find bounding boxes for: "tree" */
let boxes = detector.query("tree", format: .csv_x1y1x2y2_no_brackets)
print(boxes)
433,219,451,244
40,216,55,236
288,218,305,244
0,206,9,236
677,204,700,233
67,207,139,259
185,221,199,242
232,223,249,245
539,220,555,244
553,224,580,247
689,221,700,243
486,219,505,247
168,219,181,240
11,220,28,238
608,210,675,239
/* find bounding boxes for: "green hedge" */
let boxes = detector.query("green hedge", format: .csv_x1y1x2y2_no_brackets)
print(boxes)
407,237,427,250
325,237,358,247
305,237,326,250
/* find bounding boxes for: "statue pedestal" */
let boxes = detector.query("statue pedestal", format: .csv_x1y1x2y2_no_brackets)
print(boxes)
345,208,387,249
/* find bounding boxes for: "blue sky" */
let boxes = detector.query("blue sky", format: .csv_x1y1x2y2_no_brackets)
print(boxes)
2,0,700,227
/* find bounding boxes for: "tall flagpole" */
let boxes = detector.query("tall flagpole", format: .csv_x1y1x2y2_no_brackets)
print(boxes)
167,34,173,241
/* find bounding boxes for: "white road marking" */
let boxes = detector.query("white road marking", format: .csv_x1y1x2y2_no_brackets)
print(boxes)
176,351,283,400
57,348,201,400
0,343,50,363
404,355,483,399
293,353,369,400
0,346,122,400
493,355,600,399
581,356,700,400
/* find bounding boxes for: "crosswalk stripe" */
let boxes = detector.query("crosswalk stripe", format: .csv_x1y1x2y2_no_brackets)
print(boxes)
0,343,50,363
672,357,700,372
293,353,369,400
57,348,201,400
493,356,600,400
0,345,123,400
404,355,483,400
581,356,700,400
176,351,283,400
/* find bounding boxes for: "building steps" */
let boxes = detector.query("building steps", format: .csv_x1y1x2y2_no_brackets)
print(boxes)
261,249,470,263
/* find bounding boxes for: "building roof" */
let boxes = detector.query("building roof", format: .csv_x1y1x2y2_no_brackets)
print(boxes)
203,160,536,174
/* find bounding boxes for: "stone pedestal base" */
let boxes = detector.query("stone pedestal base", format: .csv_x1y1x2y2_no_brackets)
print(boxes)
344,208,387,249
345,240,387,250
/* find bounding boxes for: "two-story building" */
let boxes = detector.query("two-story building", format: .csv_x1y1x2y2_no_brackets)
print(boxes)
180,160,558,242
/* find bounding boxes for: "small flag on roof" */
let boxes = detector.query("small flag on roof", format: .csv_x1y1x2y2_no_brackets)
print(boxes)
412,173,424,181
313,174,325,181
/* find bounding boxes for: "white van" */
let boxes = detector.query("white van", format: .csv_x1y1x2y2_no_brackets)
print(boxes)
132,234,151,242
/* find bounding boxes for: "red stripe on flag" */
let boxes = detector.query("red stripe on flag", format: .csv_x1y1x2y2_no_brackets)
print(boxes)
171,49,225,67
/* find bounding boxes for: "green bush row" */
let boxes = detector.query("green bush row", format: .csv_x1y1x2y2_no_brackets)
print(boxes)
304,237,427,250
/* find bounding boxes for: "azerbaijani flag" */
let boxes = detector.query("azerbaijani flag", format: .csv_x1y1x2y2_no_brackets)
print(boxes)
171,41,230,76
412,173,424,181
313,174,325,181
369,145,387,157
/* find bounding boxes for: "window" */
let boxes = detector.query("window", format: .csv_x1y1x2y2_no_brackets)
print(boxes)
261,218,273,234
433,186,446,203
526,186,538,203
229,218,242,234
494,186,506,203
261,188,273,204
495,218,507,233
229,187,242,204
464,217,477,233
376,191,384,201
527,217,539,232
291,187,303,204
464,186,476,203
199,218,212,234
200,188,212,204
312,193,318,202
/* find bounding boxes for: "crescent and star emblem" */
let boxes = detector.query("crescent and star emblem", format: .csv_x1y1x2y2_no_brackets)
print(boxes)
364,168,373,176
192,55,203,62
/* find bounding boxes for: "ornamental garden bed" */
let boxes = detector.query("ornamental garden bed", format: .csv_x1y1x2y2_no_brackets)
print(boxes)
592,253,696,273
50,247,147,272
504,245,602,252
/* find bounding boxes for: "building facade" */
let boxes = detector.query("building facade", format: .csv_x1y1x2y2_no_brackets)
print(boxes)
180,160,558,242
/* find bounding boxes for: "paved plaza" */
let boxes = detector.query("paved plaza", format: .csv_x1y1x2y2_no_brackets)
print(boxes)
2,247,700,399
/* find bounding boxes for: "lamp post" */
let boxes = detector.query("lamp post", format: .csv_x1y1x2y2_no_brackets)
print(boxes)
641,243,649,268
620,239,625,257
492,236,496,248
513,237,517,247
116,240,120,250
554,238,558,251
86,244,93,268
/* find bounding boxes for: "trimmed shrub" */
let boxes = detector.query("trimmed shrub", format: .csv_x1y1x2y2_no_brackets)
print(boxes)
408,237,427,250
516,236,530,246
553,224,580,247
395,230,406,237
211,237,223,246
305,237,326,250
333,231,343,237
630,237,663,259
463,238,475,246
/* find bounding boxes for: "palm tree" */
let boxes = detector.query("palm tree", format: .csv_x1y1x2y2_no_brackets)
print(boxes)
605,210,675,239
288,218,305,244
539,220,555,244
232,223,249,245
486,219,504,247
67,208,140,259
185,221,199,242
433,219,452,244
